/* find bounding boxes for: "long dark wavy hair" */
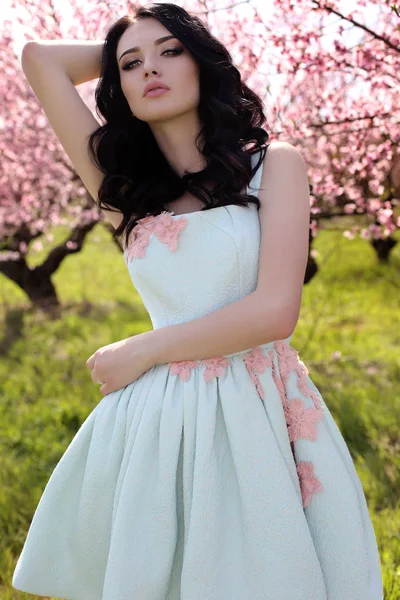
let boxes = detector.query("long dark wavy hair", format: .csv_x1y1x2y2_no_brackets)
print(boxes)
88,2,270,250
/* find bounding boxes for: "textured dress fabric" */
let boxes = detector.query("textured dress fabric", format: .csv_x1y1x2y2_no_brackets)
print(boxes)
12,149,383,600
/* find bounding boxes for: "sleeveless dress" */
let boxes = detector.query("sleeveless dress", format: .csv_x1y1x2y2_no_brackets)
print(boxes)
12,149,383,600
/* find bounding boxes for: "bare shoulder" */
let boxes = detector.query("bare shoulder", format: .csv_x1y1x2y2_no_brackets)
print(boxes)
263,140,306,166
258,141,308,207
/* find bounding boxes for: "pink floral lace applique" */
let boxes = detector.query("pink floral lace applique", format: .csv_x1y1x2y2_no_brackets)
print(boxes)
284,397,324,443
125,211,187,261
124,216,159,260
267,349,289,409
242,346,271,400
152,211,188,251
200,356,231,382
296,460,323,508
269,341,324,508
168,359,199,381
274,341,323,409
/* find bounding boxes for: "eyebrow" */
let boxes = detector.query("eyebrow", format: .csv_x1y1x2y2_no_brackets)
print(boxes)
118,35,177,62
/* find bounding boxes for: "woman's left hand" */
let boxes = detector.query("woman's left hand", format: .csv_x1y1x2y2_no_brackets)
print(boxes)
85,332,155,396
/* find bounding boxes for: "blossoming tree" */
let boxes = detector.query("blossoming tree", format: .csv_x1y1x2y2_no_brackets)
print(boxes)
1,0,399,308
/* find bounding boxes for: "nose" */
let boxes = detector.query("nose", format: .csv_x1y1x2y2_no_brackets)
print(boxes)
142,55,160,77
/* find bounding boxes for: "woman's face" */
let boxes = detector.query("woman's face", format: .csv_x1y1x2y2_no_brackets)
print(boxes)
116,18,201,124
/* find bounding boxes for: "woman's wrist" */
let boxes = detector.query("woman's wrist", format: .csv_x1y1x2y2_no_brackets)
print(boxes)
128,329,161,370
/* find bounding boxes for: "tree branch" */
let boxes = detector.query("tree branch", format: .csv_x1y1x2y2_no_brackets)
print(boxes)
309,112,394,128
311,0,400,53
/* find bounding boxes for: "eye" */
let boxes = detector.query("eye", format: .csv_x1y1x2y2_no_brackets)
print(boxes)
122,47,183,71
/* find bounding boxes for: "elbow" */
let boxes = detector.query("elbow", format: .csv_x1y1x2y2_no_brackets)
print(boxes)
21,41,47,71
22,41,40,60
21,41,40,72
254,292,299,341
279,308,299,340
279,322,296,340
271,307,298,341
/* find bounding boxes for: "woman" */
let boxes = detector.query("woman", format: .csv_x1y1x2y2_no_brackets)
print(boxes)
13,3,383,599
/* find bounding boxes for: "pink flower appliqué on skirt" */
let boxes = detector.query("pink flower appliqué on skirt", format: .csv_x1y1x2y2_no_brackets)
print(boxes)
124,211,324,508
267,341,324,507
168,341,325,508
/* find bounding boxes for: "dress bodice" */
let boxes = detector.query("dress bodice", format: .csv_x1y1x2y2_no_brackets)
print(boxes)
124,150,265,330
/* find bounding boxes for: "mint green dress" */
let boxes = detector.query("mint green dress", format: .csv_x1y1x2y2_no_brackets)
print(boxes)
12,149,383,600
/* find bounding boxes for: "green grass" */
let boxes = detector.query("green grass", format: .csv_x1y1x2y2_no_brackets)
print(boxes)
0,221,399,599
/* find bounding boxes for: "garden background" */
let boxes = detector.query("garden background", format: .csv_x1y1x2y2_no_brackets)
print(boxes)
1,0,399,598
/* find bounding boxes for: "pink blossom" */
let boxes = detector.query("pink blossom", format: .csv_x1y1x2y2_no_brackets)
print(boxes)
274,342,322,409
152,212,188,251
268,350,290,410
168,360,199,381
268,341,325,508
242,346,271,400
200,356,231,382
296,461,323,508
125,212,187,261
284,397,324,443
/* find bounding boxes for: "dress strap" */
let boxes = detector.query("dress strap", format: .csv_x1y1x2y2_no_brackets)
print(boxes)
247,147,266,197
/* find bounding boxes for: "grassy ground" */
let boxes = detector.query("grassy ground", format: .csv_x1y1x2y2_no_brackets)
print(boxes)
0,219,399,599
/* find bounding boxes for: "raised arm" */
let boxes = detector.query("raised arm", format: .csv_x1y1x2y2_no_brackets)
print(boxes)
23,39,104,86
20,40,123,230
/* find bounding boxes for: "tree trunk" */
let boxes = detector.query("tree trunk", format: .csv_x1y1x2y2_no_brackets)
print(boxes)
370,237,398,263
0,221,98,311
305,229,318,284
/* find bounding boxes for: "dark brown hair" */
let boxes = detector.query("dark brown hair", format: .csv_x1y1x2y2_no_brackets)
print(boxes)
88,2,270,249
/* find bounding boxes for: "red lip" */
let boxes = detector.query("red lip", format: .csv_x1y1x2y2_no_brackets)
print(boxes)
143,81,170,97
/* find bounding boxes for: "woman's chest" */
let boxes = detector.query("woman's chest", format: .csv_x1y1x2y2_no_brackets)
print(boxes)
164,191,208,216
124,205,262,327
164,186,247,217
